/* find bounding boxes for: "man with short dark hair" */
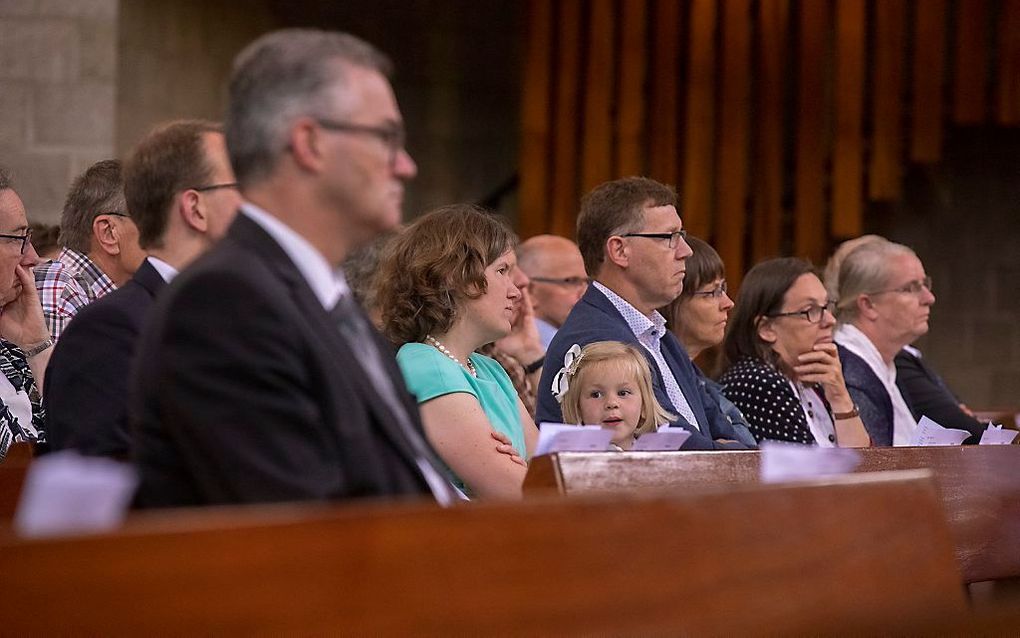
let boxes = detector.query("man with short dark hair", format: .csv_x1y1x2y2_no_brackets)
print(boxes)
536,177,746,449
0,167,55,460
44,120,241,458
131,29,456,506
33,160,145,342
517,234,587,349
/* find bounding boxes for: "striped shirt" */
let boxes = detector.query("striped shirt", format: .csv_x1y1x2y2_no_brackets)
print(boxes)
33,247,116,342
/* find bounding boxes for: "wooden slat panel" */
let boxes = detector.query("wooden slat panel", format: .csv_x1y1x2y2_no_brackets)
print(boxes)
580,0,616,194
910,0,948,162
869,0,906,201
649,0,682,185
793,0,829,262
519,0,554,238
752,0,788,264
615,0,647,176
715,0,751,285
681,0,717,239
832,0,865,238
549,0,584,239
997,0,1020,124
953,0,989,124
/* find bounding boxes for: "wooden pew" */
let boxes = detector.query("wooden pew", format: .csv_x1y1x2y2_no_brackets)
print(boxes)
0,441,34,520
1,471,965,635
524,446,1020,584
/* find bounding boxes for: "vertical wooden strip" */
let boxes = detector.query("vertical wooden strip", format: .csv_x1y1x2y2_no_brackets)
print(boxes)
869,0,906,201
715,0,751,284
910,0,948,162
550,0,584,239
519,0,554,238
580,0,616,194
649,0,681,186
682,0,717,239
832,0,865,237
953,0,989,124
752,0,788,264
997,0,1020,124
793,0,829,262
615,0,647,176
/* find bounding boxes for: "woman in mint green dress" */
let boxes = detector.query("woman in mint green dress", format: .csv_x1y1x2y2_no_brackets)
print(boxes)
377,204,538,499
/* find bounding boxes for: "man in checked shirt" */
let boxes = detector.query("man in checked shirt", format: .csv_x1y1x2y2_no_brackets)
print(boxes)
33,160,146,342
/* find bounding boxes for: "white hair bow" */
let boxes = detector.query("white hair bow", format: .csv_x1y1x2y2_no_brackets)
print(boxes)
551,344,584,404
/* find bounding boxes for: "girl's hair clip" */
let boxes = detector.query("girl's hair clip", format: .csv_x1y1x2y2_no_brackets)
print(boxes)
551,343,584,403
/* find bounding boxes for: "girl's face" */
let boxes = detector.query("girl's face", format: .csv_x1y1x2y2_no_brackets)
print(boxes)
577,362,643,446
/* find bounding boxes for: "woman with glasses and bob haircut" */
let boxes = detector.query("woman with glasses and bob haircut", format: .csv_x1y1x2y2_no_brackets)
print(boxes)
660,236,756,447
718,257,871,447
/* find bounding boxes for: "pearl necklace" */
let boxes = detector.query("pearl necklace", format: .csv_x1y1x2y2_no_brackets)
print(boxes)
425,335,477,376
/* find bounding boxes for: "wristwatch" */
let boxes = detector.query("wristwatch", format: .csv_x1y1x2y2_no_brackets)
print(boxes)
832,404,860,420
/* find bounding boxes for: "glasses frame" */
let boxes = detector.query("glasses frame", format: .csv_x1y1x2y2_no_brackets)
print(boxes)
190,182,239,193
866,276,933,297
314,118,407,169
0,228,32,254
690,280,728,299
767,300,837,324
530,276,590,289
620,229,689,249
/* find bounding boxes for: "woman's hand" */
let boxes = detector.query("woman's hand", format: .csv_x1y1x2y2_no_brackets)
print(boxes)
494,286,545,366
793,342,854,412
491,430,526,467
0,264,50,350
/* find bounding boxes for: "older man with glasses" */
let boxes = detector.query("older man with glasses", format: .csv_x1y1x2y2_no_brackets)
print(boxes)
0,167,55,460
517,234,588,349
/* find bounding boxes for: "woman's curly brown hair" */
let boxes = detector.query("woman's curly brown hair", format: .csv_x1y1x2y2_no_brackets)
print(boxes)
377,204,516,345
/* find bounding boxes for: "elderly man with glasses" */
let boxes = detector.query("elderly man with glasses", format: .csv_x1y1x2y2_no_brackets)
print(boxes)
535,177,747,450
32,160,146,343
0,167,55,460
517,234,588,349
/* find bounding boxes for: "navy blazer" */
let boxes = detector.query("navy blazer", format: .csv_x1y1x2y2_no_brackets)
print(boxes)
130,214,436,506
837,344,908,446
536,285,746,450
44,258,166,459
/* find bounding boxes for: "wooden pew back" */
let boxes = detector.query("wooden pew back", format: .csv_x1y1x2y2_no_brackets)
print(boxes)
524,446,1020,583
2,471,964,635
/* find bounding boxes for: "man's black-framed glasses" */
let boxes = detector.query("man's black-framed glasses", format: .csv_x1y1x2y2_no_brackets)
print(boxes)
767,300,836,324
691,280,728,299
620,229,688,249
190,182,239,193
530,276,591,289
0,228,32,254
866,276,933,297
314,118,407,168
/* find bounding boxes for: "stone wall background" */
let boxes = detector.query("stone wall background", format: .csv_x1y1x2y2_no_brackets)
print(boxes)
0,0,119,223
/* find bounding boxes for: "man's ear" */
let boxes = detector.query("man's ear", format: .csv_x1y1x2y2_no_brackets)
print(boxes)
756,315,777,345
857,294,879,321
92,216,122,256
178,190,208,234
605,236,629,269
287,118,326,173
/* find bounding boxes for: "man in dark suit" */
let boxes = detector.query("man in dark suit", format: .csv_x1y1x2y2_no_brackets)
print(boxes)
45,120,241,458
536,177,746,450
130,30,457,506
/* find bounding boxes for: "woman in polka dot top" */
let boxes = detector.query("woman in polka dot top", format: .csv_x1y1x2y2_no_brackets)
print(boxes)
717,258,871,447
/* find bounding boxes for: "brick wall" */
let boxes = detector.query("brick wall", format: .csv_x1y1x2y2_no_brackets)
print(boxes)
0,0,118,223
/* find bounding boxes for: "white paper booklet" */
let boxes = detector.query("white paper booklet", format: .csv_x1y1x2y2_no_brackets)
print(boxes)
909,416,971,446
759,441,862,483
535,423,615,455
979,423,1019,445
630,430,691,451
14,451,138,538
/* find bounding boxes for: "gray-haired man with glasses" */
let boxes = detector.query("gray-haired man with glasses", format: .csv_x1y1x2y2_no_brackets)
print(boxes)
517,234,589,349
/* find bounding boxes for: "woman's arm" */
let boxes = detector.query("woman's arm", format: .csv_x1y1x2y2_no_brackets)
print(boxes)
795,343,871,447
419,392,528,500
518,396,539,458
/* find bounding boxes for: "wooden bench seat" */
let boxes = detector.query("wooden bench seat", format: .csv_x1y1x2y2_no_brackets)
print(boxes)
1,471,964,635
524,445,1020,583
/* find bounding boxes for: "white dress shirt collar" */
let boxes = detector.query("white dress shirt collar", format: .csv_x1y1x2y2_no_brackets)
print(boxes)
146,256,179,284
241,203,349,310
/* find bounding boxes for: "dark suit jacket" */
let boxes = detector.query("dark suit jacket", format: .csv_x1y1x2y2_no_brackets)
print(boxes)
536,285,746,450
44,258,166,459
130,214,434,507
895,349,985,444
837,344,905,446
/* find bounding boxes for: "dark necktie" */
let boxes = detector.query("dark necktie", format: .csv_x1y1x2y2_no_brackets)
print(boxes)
330,294,458,505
